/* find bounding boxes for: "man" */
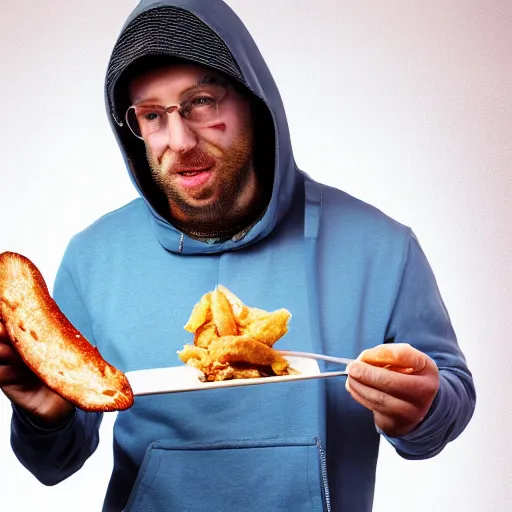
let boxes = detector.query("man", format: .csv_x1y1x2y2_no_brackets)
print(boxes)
0,1,475,511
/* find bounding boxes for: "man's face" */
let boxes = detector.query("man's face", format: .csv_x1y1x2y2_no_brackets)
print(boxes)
128,63,255,225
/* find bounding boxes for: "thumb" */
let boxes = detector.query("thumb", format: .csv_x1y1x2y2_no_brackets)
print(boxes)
358,343,426,374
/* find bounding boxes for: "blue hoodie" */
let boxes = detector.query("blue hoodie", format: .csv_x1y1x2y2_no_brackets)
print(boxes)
11,1,476,511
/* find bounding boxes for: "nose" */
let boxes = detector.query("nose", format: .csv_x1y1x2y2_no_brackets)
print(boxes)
166,112,198,154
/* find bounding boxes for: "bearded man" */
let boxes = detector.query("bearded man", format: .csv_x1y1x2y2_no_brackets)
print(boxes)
0,1,475,511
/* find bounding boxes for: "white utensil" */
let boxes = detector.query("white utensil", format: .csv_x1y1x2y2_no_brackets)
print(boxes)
126,355,349,397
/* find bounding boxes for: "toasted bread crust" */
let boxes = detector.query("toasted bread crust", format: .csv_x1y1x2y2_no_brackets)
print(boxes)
0,251,134,412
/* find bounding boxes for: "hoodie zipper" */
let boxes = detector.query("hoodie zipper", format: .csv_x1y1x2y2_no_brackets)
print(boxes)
316,438,331,512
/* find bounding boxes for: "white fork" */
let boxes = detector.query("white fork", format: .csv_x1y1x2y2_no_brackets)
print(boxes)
276,350,355,367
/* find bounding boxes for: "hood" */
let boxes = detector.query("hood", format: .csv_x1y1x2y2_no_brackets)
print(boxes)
104,0,298,255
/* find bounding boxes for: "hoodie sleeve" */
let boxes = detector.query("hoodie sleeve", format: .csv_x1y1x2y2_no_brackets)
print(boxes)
381,229,476,459
10,252,103,485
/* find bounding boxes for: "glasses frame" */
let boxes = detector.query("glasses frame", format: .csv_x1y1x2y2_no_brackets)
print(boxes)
124,85,228,141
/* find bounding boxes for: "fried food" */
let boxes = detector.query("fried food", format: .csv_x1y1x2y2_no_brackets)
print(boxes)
178,287,292,381
184,292,212,333
0,251,134,412
207,335,288,374
193,323,219,349
210,289,238,336
242,309,291,346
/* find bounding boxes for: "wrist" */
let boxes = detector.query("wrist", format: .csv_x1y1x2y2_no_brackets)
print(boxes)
25,395,76,429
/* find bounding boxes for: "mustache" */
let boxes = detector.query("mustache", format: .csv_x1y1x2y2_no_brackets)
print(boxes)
159,147,218,173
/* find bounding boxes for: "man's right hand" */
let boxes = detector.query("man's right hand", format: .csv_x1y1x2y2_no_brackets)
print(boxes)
0,320,75,427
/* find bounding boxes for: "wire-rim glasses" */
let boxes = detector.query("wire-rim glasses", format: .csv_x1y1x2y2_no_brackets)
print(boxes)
124,82,229,140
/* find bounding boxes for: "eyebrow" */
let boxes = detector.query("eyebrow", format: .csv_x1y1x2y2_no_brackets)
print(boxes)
179,75,222,98
133,75,223,105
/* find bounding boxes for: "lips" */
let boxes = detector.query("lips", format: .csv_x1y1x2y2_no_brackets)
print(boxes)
175,166,214,190
177,167,211,176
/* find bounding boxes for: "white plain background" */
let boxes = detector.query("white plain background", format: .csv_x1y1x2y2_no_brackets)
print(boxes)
1,1,511,511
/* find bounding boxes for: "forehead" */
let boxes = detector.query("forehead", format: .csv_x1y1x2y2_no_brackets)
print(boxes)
128,63,224,102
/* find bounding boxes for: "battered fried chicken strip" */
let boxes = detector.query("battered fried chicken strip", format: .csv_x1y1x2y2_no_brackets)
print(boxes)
208,335,289,375
0,252,134,412
178,286,292,381
210,290,238,336
179,337,288,382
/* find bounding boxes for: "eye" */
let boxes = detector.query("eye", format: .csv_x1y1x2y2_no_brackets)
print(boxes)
191,96,215,107
135,106,163,123
143,111,161,122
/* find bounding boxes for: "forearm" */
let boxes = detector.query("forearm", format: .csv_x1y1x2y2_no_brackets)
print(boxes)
11,404,103,485
376,229,476,457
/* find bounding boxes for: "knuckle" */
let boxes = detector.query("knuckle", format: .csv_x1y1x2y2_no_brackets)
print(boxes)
375,369,394,388
404,407,422,427
418,377,439,399
352,362,372,382
367,392,386,410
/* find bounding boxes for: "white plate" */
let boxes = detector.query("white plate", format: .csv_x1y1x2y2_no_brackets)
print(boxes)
126,356,348,396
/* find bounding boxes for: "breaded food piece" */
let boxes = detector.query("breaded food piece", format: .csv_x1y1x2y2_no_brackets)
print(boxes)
207,335,289,375
179,286,293,381
210,289,238,336
242,309,291,347
216,285,290,342
203,364,272,382
0,252,134,412
184,292,212,333
193,323,219,349
216,285,246,318
178,344,209,363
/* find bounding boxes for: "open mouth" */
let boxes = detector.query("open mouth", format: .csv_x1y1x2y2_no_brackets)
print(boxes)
175,166,214,189
179,170,205,177
177,166,212,177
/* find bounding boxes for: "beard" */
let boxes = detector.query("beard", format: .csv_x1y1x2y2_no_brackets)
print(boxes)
146,123,261,238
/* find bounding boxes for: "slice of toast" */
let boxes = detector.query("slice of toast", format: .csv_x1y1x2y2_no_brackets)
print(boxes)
0,252,133,412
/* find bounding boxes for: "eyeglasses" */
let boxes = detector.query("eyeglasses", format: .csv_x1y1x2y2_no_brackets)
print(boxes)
124,83,229,140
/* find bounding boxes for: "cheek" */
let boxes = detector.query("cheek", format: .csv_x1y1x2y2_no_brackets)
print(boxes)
145,134,169,162
206,120,252,155
145,143,171,170
215,106,253,146
160,149,176,170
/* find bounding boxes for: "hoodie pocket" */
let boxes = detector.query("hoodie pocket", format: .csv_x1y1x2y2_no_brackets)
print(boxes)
124,438,329,512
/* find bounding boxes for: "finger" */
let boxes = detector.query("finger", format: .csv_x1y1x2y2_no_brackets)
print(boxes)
0,321,10,341
0,340,25,364
347,360,436,405
0,364,36,386
359,343,426,374
346,376,419,421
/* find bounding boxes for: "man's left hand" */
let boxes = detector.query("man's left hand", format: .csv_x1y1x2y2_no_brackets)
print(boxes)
346,343,440,437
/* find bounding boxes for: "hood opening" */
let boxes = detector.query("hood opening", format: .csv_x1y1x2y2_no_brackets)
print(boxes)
104,0,298,254
106,5,275,224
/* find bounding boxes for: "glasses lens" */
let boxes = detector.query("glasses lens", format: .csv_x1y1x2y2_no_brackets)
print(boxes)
126,106,167,138
187,100,220,124
126,107,142,138
125,85,228,139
